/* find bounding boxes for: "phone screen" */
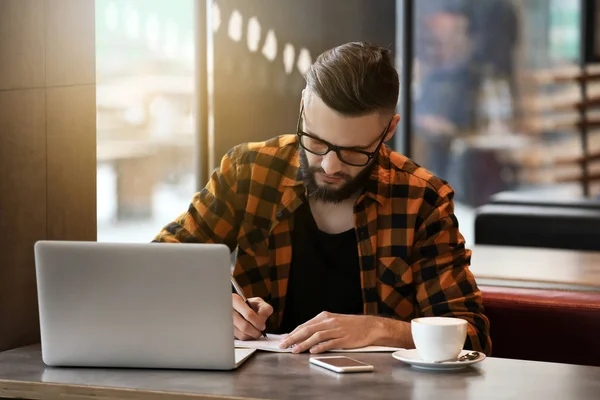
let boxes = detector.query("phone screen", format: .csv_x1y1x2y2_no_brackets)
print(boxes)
313,357,369,367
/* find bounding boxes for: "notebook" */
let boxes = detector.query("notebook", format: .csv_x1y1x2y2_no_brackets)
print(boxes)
235,334,403,353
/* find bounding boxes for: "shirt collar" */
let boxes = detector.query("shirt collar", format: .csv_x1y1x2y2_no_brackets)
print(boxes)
360,149,390,206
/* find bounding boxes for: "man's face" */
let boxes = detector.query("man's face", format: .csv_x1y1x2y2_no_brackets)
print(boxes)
424,12,471,66
299,93,399,203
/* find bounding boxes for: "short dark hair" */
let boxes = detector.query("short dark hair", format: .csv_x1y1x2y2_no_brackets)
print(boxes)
304,42,399,116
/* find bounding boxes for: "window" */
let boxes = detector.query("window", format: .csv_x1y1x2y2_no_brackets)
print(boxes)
96,0,196,242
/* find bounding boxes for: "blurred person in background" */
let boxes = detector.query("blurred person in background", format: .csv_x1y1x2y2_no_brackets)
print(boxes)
413,0,519,181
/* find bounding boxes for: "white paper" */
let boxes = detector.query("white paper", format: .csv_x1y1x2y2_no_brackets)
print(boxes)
235,334,403,353
235,334,292,353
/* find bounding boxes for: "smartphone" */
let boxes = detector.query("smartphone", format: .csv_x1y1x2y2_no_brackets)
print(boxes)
309,356,374,373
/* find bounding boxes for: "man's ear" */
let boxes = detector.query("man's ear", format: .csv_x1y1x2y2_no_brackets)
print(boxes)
384,114,401,142
299,89,306,112
301,88,312,108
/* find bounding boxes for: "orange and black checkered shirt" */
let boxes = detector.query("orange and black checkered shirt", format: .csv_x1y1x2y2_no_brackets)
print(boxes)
153,135,491,355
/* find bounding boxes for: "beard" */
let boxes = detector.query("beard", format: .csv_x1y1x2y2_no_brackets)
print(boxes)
298,147,376,204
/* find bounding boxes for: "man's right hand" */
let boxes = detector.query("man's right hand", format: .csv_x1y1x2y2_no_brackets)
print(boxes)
232,294,273,340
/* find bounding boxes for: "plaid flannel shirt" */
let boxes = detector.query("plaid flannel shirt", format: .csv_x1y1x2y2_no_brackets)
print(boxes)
153,134,492,354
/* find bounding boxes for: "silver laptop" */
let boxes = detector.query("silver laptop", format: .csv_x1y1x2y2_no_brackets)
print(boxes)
34,241,255,370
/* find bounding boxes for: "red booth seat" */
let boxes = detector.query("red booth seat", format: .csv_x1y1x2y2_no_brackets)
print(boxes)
480,285,600,367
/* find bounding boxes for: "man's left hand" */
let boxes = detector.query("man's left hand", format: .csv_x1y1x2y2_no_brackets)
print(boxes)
278,312,377,354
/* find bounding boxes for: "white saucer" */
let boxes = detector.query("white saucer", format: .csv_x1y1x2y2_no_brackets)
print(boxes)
392,349,485,371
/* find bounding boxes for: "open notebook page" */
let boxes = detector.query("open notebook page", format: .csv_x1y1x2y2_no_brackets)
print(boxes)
235,334,403,353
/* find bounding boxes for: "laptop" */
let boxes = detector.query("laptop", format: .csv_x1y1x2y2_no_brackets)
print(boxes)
33,240,256,370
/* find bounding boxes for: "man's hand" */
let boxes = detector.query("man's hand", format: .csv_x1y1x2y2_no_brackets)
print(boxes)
232,294,273,340
278,312,378,354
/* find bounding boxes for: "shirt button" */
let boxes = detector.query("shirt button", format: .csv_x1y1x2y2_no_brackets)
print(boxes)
276,210,284,219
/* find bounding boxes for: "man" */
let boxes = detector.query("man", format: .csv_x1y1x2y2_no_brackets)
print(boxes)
153,42,491,355
413,0,519,184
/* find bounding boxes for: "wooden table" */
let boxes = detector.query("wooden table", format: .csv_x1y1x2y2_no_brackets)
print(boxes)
470,245,600,291
1,346,600,400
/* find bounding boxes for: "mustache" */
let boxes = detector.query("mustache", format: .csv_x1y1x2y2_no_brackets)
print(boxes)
306,166,352,181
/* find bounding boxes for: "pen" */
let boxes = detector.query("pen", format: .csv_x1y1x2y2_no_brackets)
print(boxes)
230,275,268,339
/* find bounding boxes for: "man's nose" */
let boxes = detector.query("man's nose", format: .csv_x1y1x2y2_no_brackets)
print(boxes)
320,151,343,175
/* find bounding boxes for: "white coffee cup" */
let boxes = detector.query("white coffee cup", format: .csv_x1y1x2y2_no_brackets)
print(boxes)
411,317,468,362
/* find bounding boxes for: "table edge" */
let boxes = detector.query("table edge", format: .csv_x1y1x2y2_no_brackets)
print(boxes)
0,378,265,400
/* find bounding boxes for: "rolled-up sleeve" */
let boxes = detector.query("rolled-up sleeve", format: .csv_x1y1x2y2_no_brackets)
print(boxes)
152,151,241,252
411,187,492,355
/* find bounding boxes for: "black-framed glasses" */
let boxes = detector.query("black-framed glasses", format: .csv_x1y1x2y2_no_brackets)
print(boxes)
296,104,392,167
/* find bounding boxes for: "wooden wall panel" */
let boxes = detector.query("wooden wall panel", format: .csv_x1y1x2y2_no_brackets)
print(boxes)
0,0,45,90
0,0,96,352
0,89,47,351
45,0,96,86
46,85,97,241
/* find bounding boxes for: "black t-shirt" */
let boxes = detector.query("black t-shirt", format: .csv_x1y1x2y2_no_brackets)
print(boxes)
278,202,363,333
